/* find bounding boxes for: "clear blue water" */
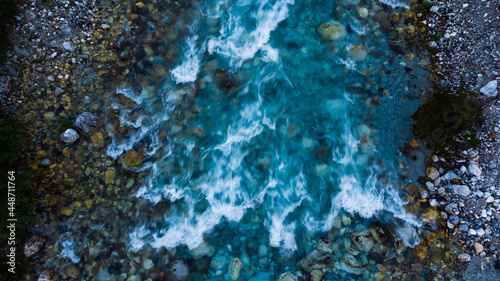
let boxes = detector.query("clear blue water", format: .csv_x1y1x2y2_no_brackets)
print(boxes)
104,0,430,279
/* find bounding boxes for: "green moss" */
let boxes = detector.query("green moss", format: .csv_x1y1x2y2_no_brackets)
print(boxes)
417,0,434,16
412,86,483,157
0,109,37,281
55,119,74,136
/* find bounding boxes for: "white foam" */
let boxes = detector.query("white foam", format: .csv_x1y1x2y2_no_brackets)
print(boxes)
378,0,410,9
207,0,294,68
61,239,80,264
171,36,203,84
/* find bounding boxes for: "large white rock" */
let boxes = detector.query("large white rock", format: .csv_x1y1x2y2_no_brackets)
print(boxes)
480,80,498,97
339,254,363,275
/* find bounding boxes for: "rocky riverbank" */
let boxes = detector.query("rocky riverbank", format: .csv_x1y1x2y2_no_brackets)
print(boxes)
411,0,500,279
1,0,499,280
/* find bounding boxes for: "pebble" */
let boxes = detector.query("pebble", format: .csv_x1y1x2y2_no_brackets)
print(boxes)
452,185,471,197
60,129,80,144
473,242,484,253
458,253,471,262
142,259,154,271
480,80,498,97
468,163,482,177
227,258,243,281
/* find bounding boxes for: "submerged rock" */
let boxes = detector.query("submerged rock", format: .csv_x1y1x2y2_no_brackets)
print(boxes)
169,258,190,281
339,254,363,275
191,239,214,260
351,227,374,252
277,272,298,281
24,235,46,257
123,149,144,168
318,21,347,41
60,129,80,144
458,253,471,262
317,238,333,253
349,45,368,62
357,7,368,19
310,269,323,281
75,112,97,133
227,258,243,281
299,250,334,272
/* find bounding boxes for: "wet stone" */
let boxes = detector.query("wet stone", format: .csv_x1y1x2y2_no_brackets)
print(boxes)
277,272,298,281
123,149,144,168
458,253,471,262
60,129,80,144
412,245,428,262
339,254,363,275
317,21,347,41
66,265,79,279
38,268,57,281
74,112,97,133
23,235,46,257
169,258,190,281
227,257,243,281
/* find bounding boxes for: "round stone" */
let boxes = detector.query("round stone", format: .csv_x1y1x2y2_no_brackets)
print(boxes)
60,128,80,144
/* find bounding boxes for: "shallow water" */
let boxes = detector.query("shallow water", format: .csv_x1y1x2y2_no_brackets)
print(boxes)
66,0,434,279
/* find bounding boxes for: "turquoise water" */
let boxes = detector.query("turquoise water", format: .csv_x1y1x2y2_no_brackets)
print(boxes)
104,0,430,279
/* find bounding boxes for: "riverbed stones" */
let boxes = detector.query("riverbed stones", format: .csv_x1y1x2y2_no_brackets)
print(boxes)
227,257,243,280
349,45,368,61
60,129,80,144
191,239,214,259
105,168,116,184
480,80,498,97
299,250,334,272
38,268,57,281
169,258,189,281
473,242,484,253
24,235,46,257
458,253,471,262
317,21,347,41
412,245,428,262
468,163,481,177
357,7,368,19
66,265,79,278
123,149,144,168
317,238,333,253
339,254,363,275
315,164,329,176
426,167,440,180
452,185,471,197
310,269,323,281
74,112,97,133
351,227,374,252
420,208,440,223
277,272,298,281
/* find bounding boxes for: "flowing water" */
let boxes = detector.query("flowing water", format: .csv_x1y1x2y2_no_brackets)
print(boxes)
98,0,433,279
